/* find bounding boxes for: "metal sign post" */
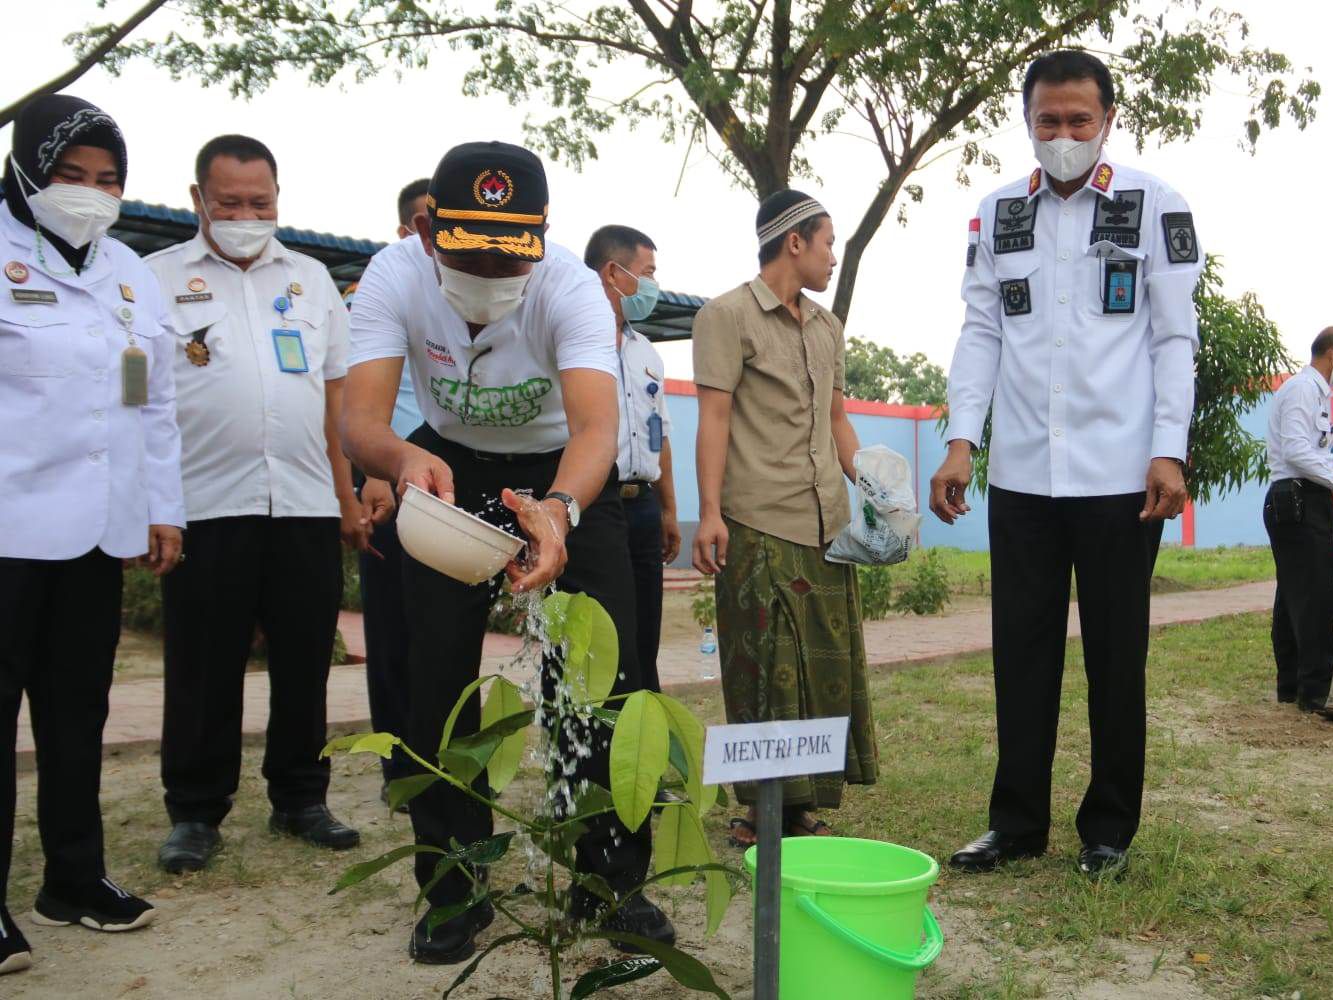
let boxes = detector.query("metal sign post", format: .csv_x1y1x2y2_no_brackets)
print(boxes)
702,717,850,1000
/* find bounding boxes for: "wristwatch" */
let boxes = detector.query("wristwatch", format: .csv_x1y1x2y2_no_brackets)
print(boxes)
544,491,581,529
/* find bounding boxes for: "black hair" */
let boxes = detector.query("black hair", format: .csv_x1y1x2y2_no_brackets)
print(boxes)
397,177,430,227
195,134,278,189
756,188,831,266
1022,50,1116,115
1311,328,1333,360
584,224,656,272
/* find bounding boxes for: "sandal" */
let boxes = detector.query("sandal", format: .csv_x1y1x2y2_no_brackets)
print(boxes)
727,817,758,848
787,812,834,837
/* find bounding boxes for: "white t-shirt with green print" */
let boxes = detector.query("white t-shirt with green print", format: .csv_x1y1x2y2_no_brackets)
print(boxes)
348,237,617,453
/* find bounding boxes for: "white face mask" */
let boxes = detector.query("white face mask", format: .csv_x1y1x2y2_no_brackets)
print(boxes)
12,156,120,249
199,197,276,260
436,259,532,325
1031,127,1106,183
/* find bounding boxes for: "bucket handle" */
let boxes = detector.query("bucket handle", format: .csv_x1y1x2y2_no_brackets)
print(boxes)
794,893,943,972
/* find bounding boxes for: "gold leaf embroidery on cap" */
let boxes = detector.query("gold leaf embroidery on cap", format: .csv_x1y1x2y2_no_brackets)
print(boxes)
435,227,542,260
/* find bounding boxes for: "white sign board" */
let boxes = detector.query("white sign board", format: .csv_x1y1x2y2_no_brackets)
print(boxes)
702,717,849,785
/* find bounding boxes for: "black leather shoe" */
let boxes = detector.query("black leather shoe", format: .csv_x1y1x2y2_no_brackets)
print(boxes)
571,888,676,952
0,905,32,975
409,899,495,965
379,783,409,815
948,831,1047,873
268,805,360,849
158,822,222,874
1297,699,1333,720
1078,844,1128,879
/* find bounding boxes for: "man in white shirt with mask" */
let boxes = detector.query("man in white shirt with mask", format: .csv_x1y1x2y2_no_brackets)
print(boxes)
585,224,680,692
147,134,365,875
344,141,672,966
930,51,1204,879
1262,328,1333,719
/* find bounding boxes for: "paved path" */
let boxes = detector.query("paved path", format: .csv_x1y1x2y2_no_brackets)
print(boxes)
15,580,1276,762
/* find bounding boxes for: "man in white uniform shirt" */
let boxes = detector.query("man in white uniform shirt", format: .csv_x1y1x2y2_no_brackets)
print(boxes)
1,95,183,975
343,142,671,965
147,134,363,875
585,225,681,692
1262,329,1333,718
930,51,1204,878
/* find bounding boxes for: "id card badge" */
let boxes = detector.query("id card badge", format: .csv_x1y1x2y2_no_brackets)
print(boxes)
272,328,309,373
647,411,663,452
122,345,149,406
1102,258,1138,315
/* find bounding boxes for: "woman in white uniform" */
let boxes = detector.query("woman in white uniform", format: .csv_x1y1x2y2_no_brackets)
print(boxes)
0,95,185,976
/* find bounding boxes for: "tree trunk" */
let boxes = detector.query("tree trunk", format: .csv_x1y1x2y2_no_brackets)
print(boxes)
830,167,911,323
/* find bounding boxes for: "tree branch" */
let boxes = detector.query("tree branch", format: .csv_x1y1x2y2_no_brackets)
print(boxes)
0,0,169,130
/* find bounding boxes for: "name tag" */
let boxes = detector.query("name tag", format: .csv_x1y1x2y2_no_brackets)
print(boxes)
175,292,214,304
272,328,309,373
11,289,57,304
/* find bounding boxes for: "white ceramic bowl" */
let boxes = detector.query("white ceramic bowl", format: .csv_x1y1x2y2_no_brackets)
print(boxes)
396,483,525,585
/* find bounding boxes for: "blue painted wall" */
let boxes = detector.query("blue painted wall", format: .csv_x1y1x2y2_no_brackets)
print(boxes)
664,388,1269,553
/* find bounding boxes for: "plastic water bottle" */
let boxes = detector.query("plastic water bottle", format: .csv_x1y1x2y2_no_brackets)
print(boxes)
700,627,717,655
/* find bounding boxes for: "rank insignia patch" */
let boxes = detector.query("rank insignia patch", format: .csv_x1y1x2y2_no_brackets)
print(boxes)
119,283,135,303
1000,277,1032,316
1028,168,1042,195
967,216,980,267
1090,190,1144,248
187,277,207,293
1162,212,1199,264
993,197,1038,254
1102,259,1138,315
1091,163,1113,192
472,169,514,208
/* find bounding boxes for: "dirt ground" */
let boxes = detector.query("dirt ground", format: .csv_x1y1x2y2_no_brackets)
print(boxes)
8,748,1222,1000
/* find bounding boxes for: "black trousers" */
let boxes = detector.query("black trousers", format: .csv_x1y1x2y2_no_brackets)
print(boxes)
622,487,664,694
1263,480,1333,705
988,487,1163,850
1,549,122,905
160,516,342,826
359,516,413,782
403,426,650,905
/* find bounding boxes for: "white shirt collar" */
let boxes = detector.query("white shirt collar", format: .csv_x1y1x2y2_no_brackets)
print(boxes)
1305,364,1331,395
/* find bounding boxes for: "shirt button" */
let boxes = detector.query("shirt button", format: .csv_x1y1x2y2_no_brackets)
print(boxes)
1055,338,1065,347
1053,384,1063,394
87,327,101,337
88,451,103,463
1062,207,1071,217
1057,293,1068,304
1059,250,1070,261
93,368,106,379
1053,428,1063,437
93,409,105,420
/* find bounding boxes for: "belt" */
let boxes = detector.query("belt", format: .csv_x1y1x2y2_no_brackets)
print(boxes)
415,423,563,466
619,480,653,499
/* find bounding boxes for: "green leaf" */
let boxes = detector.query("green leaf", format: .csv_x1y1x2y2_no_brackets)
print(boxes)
704,868,732,937
609,690,670,831
542,590,572,645
333,732,401,759
320,732,367,757
653,802,711,888
386,773,438,812
570,956,663,998
479,676,529,792
438,674,494,763
655,693,714,812
440,709,534,784
328,843,444,894
563,592,618,704
412,833,516,912
585,934,730,999
531,819,588,872
571,780,615,818
424,894,491,938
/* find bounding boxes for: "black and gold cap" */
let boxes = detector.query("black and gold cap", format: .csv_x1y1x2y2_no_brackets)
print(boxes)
427,141,548,261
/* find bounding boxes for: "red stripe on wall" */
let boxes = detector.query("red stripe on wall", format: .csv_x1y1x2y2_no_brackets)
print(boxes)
664,378,942,419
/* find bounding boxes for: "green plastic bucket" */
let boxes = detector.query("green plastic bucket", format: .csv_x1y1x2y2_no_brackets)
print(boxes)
743,837,942,998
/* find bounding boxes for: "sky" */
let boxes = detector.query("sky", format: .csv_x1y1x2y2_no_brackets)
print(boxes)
4,1,1332,380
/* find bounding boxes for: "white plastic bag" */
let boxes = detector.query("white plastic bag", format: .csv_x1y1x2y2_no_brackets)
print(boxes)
825,445,922,566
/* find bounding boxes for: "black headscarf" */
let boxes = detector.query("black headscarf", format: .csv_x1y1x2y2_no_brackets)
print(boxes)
2,95,127,269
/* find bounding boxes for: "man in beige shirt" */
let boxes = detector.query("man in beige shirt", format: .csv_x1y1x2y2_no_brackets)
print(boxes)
691,189,878,847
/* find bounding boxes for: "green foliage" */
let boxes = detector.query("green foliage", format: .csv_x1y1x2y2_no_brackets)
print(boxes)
855,564,895,621
952,256,1293,502
121,564,164,633
79,1,1318,322
690,583,716,630
843,336,947,405
340,544,361,612
320,592,737,999
1187,256,1295,503
893,549,951,616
